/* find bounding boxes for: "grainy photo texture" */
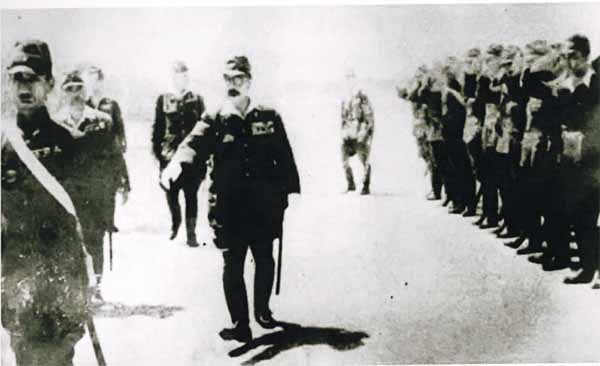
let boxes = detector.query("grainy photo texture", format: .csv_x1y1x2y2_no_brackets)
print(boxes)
1,4,599,366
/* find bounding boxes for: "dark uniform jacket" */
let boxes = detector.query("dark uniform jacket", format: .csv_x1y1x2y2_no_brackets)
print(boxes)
152,91,205,169
1,108,88,336
57,106,117,232
169,100,300,245
87,97,126,152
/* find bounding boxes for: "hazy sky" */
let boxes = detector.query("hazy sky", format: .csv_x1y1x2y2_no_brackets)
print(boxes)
2,4,600,90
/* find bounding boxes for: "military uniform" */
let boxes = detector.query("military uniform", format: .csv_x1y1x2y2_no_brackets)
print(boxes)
167,98,300,333
57,90,116,283
2,108,88,366
341,90,374,194
152,89,206,244
86,96,130,233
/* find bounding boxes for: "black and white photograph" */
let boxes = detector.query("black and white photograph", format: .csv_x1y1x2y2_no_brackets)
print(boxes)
1,1,599,365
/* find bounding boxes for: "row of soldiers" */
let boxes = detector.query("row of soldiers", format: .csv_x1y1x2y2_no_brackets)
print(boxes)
398,34,600,289
2,39,129,365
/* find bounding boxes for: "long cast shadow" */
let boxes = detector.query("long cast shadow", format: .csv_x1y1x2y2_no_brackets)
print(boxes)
228,322,369,365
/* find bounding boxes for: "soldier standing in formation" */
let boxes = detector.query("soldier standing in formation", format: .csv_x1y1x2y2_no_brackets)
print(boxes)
341,70,375,195
161,56,300,342
1,40,89,366
152,61,206,247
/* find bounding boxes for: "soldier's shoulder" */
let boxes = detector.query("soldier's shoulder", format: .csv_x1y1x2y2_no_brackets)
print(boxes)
85,106,112,123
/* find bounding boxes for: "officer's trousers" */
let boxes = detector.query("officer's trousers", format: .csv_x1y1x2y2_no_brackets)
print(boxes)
222,237,275,326
165,167,202,240
83,227,105,278
430,141,453,202
480,148,499,223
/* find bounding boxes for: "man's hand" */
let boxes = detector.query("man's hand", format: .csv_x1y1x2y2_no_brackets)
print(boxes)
160,162,182,190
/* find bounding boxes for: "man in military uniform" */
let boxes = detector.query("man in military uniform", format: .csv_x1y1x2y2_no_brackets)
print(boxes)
1,39,89,366
161,56,300,342
341,69,375,195
152,61,206,247
82,65,130,234
56,70,116,303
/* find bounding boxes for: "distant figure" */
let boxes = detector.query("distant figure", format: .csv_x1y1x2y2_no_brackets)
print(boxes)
340,70,375,194
152,60,206,247
82,65,130,234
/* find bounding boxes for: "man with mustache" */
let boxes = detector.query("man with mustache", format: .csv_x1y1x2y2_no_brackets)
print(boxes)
152,60,206,247
161,56,300,342
56,70,115,303
1,39,89,366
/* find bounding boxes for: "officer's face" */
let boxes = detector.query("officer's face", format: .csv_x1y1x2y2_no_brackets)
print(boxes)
567,50,588,77
9,71,53,115
64,84,86,107
224,74,251,98
172,72,189,93
83,71,103,96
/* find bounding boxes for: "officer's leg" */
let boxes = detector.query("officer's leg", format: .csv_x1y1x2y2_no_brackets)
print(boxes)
84,227,105,284
222,241,250,327
250,237,276,324
342,140,356,191
358,142,371,195
430,163,443,200
165,179,182,240
182,172,202,247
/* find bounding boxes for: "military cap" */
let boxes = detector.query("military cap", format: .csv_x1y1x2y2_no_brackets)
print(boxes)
486,44,504,57
224,56,251,78
566,34,590,58
525,40,550,56
466,48,481,58
172,60,189,73
7,39,52,78
62,70,85,90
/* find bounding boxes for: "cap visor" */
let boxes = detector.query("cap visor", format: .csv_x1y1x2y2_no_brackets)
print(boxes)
224,70,246,77
62,82,85,90
8,65,36,75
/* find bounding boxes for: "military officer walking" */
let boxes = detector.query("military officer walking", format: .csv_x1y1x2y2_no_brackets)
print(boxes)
341,69,375,194
56,70,118,303
161,56,300,342
1,39,89,366
82,65,130,234
152,61,206,247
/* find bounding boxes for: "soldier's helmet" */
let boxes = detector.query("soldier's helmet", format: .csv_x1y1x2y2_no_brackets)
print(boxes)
7,39,53,79
224,56,252,78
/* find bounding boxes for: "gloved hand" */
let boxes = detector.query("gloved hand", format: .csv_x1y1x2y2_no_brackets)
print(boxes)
160,162,182,191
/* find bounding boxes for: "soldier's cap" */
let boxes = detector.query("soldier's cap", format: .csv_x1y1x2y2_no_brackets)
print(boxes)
172,60,189,74
566,34,590,58
84,65,105,80
224,56,251,78
466,47,481,58
525,40,550,56
62,70,85,90
486,44,504,57
7,39,52,78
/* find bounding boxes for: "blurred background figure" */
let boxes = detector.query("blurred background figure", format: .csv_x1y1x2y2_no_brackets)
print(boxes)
341,69,375,195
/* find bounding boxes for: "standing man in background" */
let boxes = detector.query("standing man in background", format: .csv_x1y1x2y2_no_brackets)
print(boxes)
152,61,206,247
341,69,375,195
82,65,130,234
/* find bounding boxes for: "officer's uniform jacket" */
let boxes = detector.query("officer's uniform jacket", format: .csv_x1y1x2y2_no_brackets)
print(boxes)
1,108,88,334
341,90,375,144
56,106,117,231
152,90,205,169
87,97,130,195
169,99,300,245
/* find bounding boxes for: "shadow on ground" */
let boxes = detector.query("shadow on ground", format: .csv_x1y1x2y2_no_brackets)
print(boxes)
92,302,184,319
228,322,369,365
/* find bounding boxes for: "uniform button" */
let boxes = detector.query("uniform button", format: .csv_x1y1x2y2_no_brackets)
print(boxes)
245,172,250,177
